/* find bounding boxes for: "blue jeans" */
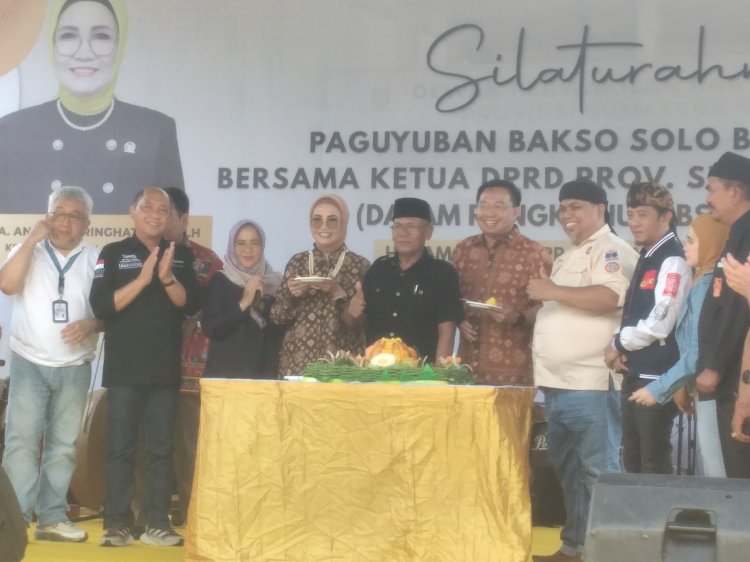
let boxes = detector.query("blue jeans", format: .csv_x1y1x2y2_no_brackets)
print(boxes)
2,352,91,526
544,385,621,554
103,385,178,530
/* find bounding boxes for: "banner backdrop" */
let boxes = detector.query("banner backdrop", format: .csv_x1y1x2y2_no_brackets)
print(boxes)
2,0,750,268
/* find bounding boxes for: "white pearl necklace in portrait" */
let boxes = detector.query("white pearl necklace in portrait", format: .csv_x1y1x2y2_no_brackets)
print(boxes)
56,99,115,132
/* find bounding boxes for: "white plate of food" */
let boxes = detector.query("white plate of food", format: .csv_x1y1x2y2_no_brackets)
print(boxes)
294,276,332,283
462,299,503,310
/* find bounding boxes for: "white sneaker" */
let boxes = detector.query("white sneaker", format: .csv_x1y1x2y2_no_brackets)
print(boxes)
100,527,134,547
140,526,184,546
35,520,88,542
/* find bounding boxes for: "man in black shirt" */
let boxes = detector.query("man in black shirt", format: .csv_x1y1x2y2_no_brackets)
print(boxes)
90,188,198,546
363,197,462,362
696,151,750,478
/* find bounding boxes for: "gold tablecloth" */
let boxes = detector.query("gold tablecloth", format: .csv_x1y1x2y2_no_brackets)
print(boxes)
186,379,534,562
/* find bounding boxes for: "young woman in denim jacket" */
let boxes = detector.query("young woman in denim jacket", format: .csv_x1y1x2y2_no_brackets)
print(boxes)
630,213,729,476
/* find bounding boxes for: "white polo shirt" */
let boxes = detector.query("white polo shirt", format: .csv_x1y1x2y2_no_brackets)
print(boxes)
8,239,99,367
533,225,639,391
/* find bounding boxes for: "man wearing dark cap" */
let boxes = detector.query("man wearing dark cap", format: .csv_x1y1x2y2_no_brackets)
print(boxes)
606,182,691,475
362,197,462,362
695,151,750,478
529,179,638,562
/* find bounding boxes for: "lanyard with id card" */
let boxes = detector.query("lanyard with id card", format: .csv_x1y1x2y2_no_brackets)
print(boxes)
45,239,80,323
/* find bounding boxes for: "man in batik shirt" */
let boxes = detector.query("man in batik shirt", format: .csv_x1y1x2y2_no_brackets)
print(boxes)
163,187,222,520
453,180,551,385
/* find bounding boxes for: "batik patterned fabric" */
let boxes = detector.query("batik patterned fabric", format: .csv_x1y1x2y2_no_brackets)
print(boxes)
453,226,551,386
271,245,369,375
180,240,223,394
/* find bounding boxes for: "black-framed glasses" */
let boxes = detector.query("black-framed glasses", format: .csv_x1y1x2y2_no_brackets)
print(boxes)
54,28,119,57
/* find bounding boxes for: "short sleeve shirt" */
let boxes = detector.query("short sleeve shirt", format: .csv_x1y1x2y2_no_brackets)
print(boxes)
533,225,639,391
9,240,99,367
89,236,198,387
363,250,463,362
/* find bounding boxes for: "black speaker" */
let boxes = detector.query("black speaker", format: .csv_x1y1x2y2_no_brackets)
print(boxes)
586,473,749,562
0,466,27,562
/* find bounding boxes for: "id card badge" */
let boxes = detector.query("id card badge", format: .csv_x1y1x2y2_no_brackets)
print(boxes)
52,299,69,323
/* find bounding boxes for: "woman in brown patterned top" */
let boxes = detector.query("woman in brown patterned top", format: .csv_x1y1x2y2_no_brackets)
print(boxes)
270,195,369,375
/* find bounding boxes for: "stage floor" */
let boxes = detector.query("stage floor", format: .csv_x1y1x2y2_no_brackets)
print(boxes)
22,520,562,561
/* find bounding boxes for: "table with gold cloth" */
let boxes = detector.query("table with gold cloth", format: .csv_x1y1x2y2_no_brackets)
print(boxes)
186,379,534,562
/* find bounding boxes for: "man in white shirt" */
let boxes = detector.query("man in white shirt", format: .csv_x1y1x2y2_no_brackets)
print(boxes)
0,186,101,542
529,179,639,562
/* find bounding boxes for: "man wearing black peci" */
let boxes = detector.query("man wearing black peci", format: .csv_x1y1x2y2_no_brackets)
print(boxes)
363,197,462,362
695,151,750,478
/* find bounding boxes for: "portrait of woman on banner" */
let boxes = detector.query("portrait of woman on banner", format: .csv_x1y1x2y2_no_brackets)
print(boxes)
0,0,183,214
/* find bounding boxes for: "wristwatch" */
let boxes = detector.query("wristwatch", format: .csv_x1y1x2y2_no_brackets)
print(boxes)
742,370,750,384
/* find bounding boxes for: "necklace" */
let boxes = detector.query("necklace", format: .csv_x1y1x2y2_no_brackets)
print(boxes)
56,99,115,132
308,249,346,278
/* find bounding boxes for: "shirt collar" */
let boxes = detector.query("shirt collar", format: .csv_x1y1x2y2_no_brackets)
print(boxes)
127,234,168,252
731,209,750,233
44,238,87,260
392,248,431,272
472,225,520,249
577,223,612,247
312,243,347,260
643,230,676,258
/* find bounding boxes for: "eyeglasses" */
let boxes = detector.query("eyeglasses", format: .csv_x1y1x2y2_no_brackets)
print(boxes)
310,217,340,229
390,223,424,234
476,203,514,213
234,240,262,250
49,212,86,224
54,28,118,58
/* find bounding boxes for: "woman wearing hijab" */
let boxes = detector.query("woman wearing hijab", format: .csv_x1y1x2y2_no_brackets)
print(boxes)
202,220,283,378
271,195,369,376
630,212,729,476
0,0,183,213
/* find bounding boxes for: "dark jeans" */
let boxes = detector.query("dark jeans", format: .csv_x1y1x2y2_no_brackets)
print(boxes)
622,384,677,474
103,385,178,530
716,394,750,478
